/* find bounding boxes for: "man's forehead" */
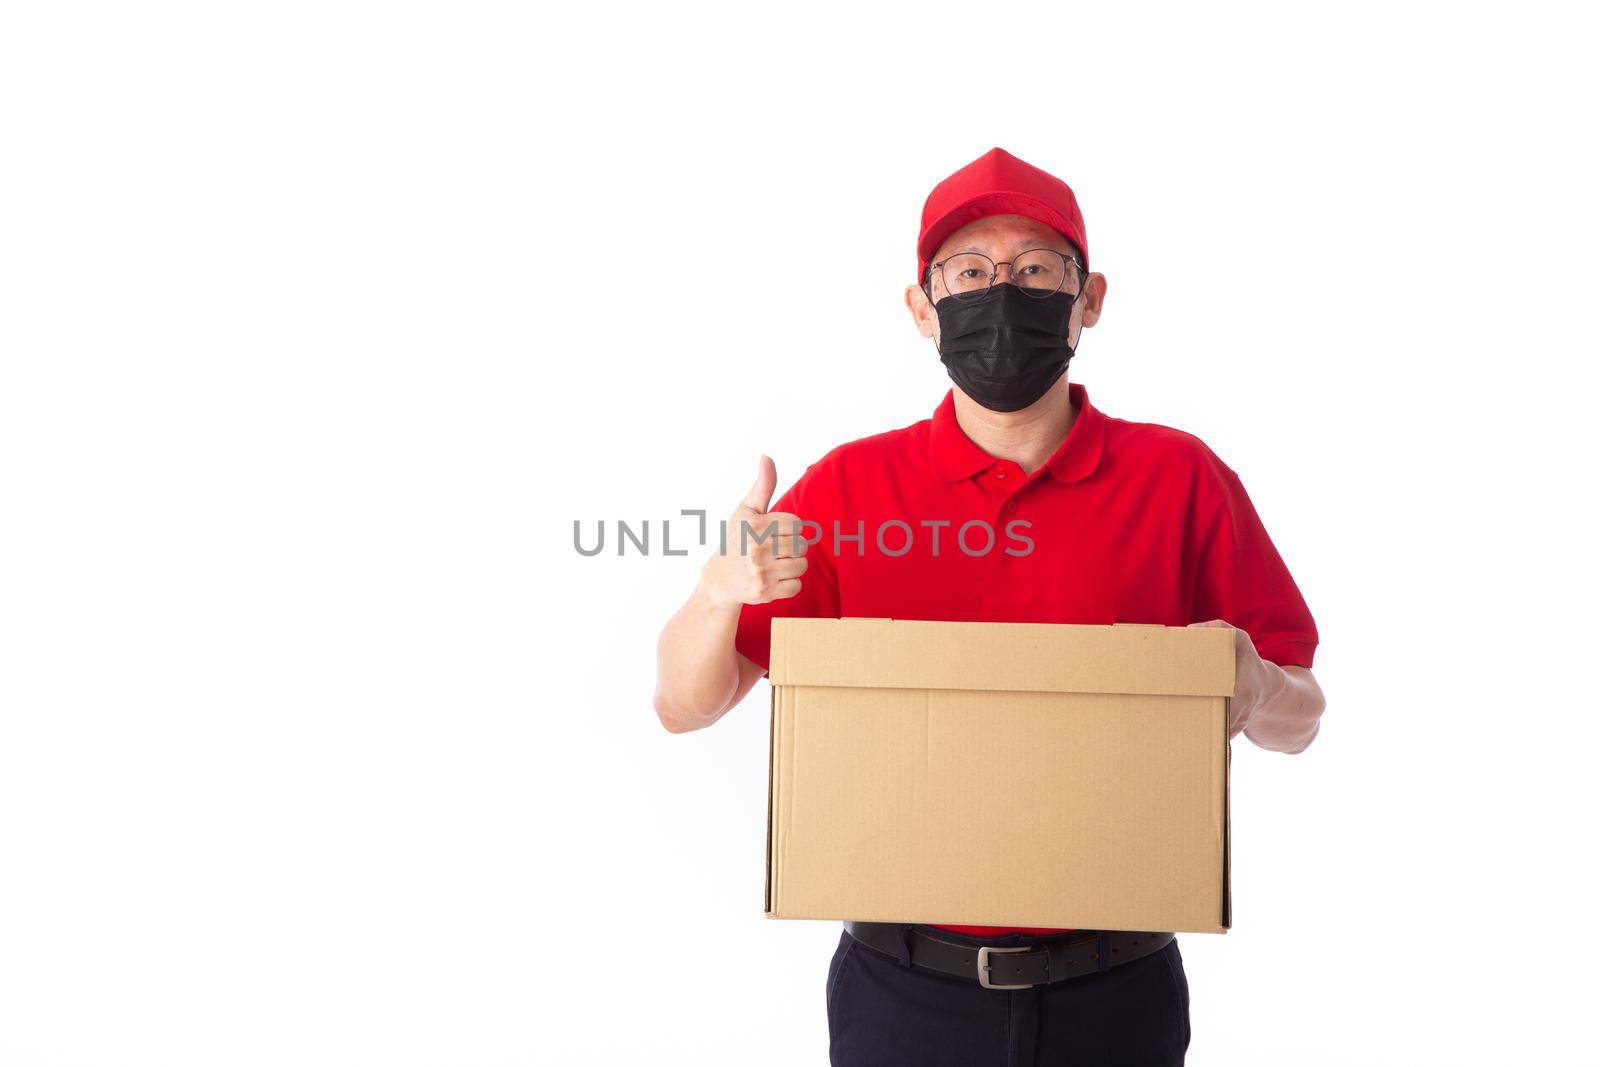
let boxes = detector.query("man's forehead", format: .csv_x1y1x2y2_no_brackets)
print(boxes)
936,214,1074,255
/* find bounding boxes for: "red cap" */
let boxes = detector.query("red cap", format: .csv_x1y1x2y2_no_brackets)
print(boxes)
916,147,1089,284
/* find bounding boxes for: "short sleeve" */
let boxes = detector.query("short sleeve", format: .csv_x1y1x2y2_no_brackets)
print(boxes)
733,464,842,674
1191,469,1319,669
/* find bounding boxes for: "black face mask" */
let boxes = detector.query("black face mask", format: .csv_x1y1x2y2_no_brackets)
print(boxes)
934,283,1079,412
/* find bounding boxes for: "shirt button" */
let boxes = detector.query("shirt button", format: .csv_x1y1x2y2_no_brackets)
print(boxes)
994,468,1007,480
1006,501,1018,513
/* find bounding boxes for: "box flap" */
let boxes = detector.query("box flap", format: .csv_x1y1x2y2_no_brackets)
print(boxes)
770,618,1235,697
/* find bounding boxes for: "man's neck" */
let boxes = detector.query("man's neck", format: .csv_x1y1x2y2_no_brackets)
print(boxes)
952,377,1077,476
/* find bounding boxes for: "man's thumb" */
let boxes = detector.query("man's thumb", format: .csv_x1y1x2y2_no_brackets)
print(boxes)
739,455,777,514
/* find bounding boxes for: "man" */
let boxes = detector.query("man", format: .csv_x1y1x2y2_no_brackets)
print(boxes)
654,147,1325,1066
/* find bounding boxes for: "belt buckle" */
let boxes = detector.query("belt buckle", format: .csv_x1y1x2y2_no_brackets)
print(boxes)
975,944,1035,990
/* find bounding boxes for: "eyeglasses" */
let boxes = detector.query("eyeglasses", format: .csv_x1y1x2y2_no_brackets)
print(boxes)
930,248,1084,302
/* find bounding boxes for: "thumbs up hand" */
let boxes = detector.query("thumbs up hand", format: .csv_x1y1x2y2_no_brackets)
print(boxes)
700,456,810,608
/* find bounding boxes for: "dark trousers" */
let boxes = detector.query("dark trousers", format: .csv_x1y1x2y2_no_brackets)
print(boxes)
825,925,1191,1067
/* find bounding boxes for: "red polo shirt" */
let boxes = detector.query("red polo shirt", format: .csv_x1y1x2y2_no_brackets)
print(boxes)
735,383,1318,937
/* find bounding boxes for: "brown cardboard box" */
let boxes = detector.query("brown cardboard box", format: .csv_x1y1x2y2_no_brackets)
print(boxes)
765,618,1236,934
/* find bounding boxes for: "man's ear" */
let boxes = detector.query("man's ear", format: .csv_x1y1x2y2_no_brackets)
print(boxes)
1080,272,1107,329
904,283,937,339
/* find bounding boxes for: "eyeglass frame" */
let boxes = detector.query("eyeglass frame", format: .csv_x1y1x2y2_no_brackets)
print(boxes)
925,247,1086,301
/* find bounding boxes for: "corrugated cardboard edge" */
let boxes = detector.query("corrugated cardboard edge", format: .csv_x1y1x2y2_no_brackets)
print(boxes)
1222,720,1232,931
764,682,776,916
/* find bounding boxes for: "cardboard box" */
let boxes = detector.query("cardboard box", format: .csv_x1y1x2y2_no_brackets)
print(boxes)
765,618,1235,934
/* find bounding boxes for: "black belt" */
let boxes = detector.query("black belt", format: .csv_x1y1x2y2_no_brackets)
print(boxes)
843,921,1176,990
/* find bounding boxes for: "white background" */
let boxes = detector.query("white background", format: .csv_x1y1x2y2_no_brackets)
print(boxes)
2,2,1597,1064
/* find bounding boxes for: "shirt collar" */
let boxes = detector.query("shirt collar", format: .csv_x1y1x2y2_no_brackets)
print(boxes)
928,382,1106,485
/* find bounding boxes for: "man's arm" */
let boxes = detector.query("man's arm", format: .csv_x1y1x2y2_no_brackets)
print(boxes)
654,592,769,733
1242,663,1324,754
1191,620,1326,754
653,457,808,734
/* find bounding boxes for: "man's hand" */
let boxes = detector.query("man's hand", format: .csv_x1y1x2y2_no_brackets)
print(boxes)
1188,619,1325,752
697,455,810,608
1189,619,1280,738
